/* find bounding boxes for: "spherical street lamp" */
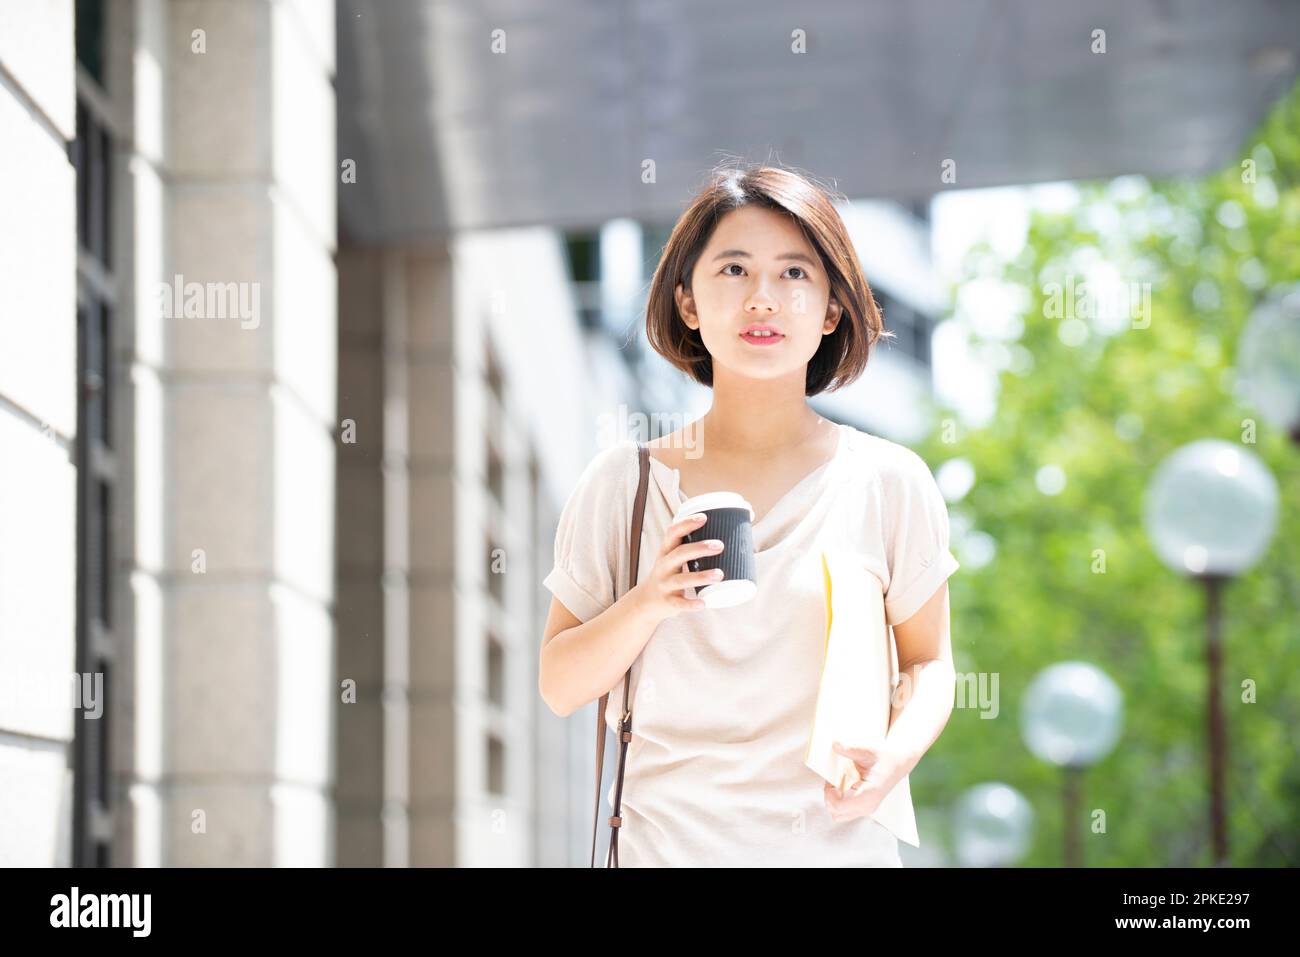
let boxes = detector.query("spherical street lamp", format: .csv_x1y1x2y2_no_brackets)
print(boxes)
1146,440,1280,578
1144,439,1280,866
1237,282,1300,444
952,782,1035,867
1020,662,1123,867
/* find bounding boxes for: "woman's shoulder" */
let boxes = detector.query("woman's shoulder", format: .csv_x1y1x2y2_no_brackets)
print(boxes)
840,424,936,487
569,437,642,496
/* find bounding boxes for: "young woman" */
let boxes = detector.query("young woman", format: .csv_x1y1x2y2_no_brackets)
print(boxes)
539,164,960,867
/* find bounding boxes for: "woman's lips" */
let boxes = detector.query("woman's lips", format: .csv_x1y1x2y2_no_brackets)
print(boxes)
740,332,785,346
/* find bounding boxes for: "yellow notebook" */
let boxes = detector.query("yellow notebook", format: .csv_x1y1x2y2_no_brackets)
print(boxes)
804,548,920,848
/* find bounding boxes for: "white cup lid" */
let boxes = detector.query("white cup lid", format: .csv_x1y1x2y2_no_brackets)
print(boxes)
695,578,757,608
672,491,754,523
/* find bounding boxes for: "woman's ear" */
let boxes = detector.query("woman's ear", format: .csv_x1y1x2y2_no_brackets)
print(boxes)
823,297,843,334
675,281,700,331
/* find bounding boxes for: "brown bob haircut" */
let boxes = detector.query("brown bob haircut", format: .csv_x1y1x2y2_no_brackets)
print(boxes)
644,163,892,396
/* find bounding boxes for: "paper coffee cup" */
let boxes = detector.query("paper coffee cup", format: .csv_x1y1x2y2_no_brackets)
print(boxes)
672,491,758,608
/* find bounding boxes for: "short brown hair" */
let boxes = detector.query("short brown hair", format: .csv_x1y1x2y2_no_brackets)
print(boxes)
644,163,891,395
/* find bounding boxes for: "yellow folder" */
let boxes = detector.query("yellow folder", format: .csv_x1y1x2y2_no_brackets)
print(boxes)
804,548,920,847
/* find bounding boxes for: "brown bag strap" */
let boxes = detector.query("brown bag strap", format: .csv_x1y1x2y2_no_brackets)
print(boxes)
590,442,650,867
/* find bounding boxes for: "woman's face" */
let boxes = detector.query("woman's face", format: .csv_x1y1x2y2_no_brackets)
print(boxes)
675,204,842,382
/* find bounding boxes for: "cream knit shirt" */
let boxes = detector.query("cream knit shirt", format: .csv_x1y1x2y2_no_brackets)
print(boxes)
543,422,960,866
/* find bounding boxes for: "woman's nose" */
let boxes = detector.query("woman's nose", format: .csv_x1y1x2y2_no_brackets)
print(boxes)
745,284,779,312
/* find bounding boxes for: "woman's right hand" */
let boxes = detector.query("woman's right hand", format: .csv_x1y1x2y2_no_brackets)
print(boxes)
628,513,726,624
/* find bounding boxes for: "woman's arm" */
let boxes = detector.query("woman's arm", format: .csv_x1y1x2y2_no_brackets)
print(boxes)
823,581,956,820
539,513,725,717
826,451,959,819
885,581,957,777
538,592,665,718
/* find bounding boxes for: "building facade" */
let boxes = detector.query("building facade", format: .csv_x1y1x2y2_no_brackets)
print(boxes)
1,0,942,868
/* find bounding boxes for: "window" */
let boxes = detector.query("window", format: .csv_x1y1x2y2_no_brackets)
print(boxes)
486,529,504,605
641,223,673,275
908,197,932,227
486,634,504,708
73,2,118,868
486,441,504,512
75,0,106,88
486,734,505,795
564,232,600,283
74,101,112,268
564,232,602,330
875,289,932,367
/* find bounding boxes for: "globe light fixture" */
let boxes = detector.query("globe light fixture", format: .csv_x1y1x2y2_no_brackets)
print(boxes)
1020,662,1123,866
952,782,1034,868
1144,439,1280,866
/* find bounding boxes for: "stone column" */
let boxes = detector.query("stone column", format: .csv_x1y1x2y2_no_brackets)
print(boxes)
334,245,386,865
335,245,457,866
152,0,337,866
402,247,457,866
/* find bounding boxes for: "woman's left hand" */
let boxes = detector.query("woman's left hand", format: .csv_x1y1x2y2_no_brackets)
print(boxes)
823,740,903,823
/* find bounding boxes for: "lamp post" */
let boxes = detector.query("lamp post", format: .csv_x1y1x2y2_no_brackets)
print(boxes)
951,783,1034,868
1020,662,1123,867
1144,439,1279,866
1237,282,1300,445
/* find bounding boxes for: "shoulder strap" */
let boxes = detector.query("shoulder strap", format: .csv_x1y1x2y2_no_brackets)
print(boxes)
590,442,651,867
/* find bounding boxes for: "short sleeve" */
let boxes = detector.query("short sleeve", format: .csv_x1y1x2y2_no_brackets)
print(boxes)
881,448,960,627
541,442,637,623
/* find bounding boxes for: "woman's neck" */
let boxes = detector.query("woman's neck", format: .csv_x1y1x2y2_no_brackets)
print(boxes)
698,367,825,456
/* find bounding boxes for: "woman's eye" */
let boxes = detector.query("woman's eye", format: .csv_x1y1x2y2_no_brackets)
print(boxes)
717,261,806,276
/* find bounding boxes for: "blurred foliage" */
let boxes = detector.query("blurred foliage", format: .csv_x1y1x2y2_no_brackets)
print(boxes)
914,76,1300,866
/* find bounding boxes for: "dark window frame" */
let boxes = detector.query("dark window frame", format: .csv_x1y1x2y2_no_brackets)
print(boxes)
72,11,118,866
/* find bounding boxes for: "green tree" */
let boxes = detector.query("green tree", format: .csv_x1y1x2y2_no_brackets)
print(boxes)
915,77,1300,867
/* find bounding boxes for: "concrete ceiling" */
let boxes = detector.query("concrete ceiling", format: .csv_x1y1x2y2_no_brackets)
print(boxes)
336,0,1300,244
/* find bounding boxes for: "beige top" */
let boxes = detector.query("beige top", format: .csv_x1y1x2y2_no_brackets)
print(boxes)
543,422,960,866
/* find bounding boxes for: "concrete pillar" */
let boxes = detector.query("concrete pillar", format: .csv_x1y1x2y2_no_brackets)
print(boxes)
335,245,457,866
334,246,386,864
402,248,457,866
149,0,337,866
